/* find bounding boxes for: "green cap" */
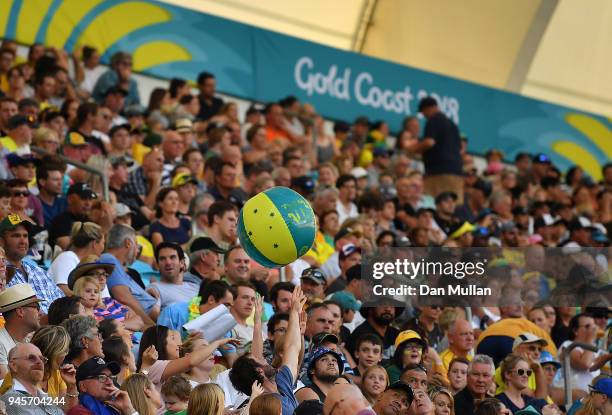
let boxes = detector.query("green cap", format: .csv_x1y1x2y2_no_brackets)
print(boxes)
0,214,33,235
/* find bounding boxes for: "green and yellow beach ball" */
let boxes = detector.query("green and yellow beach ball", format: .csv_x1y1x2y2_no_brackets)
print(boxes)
237,187,316,268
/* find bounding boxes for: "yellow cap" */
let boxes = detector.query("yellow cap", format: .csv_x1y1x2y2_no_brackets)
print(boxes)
395,330,427,349
65,131,86,146
449,221,475,239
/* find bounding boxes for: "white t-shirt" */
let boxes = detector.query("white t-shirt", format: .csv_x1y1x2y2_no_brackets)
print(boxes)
49,251,111,298
336,200,358,227
215,369,248,409
556,340,603,391
0,328,17,365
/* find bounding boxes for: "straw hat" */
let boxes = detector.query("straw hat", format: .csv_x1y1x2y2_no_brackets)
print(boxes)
67,259,115,290
0,283,40,313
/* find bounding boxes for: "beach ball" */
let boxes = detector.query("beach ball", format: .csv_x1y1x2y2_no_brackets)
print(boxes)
238,186,316,268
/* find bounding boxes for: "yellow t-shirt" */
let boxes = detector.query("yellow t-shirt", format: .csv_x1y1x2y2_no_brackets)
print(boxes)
0,136,18,153
440,348,472,372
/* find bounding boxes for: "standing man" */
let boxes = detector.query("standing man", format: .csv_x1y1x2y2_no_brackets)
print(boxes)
36,162,67,226
229,281,260,357
1,215,64,314
197,72,224,121
416,97,463,203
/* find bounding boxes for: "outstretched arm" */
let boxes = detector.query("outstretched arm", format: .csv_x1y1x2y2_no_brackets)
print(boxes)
282,286,307,380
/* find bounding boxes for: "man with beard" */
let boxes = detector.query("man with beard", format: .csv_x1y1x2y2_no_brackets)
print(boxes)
1,343,65,415
295,347,344,403
372,382,414,415
347,304,402,363
146,242,198,310
101,224,158,326
229,286,306,415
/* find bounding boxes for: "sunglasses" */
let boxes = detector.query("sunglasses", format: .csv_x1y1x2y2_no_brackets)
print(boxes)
515,368,533,377
12,191,30,197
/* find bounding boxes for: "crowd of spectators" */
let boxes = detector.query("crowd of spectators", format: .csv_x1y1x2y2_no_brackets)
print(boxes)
0,38,610,415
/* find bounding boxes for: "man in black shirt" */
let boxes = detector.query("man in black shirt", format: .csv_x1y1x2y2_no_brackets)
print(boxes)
454,354,495,415
197,72,224,121
433,191,459,236
415,97,463,203
48,183,96,249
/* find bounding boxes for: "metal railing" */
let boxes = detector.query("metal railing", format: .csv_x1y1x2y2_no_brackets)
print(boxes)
31,146,110,201
560,341,599,407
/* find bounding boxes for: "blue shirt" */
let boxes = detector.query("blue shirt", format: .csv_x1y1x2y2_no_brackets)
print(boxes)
8,259,64,314
276,365,298,415
101,253,157,314
40,196,67,226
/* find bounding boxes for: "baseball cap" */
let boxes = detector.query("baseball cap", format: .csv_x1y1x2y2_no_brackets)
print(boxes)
386,382,414,406
109,155,134,168
0,214,34,235
568,216,592,232
589,377,612,398
373,147,390,158
67,183,97,199
65,131,87,147
532,153,551,164
6,153,38,167
7,114,31,130
175,118,194,133
113,203,132,218
291,175,315,195
189,237,225,254
172,173,198,188
435,191,458,205
350,167,368,179
395,330,427,349
448,221,475,239
512,332,548,350
330,291,360,311
339,243,361,261
307,347,343,380
539,351,561,369
301,267,326,285
76,357,120,383
143,132,163,147
104,86,128,97
311,333,339,347
334,227,362,244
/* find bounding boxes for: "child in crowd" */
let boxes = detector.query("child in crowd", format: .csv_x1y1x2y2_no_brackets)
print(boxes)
161,376,192,415
353,334,384,381
72,276,101,319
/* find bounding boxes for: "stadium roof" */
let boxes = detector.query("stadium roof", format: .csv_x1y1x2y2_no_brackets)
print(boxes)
163,0,612,118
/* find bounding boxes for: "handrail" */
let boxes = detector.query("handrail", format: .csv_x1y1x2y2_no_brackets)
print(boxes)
560,341,599,407
31,146,110,201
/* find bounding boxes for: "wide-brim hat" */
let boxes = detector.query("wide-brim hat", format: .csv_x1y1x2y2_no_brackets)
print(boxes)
68,261,115,290
0,283,40,313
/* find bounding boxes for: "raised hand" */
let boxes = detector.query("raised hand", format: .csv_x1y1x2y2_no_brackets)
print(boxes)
106,390,136,415
142,345,158,368
254,293,264,322
291,285,307,312
251,380,264,398
59,363,77,387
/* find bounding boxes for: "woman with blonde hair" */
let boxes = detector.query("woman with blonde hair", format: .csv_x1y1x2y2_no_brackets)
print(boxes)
122,373,163,415
0,325,79,410
49,221,105,295
32,127,60,155
430,387,455,415
361,365,389,405
187,383,224,415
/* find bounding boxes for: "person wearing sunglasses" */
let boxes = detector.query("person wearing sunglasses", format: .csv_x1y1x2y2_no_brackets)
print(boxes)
0,343,64,415
496,354,549,414
69,356,137,415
